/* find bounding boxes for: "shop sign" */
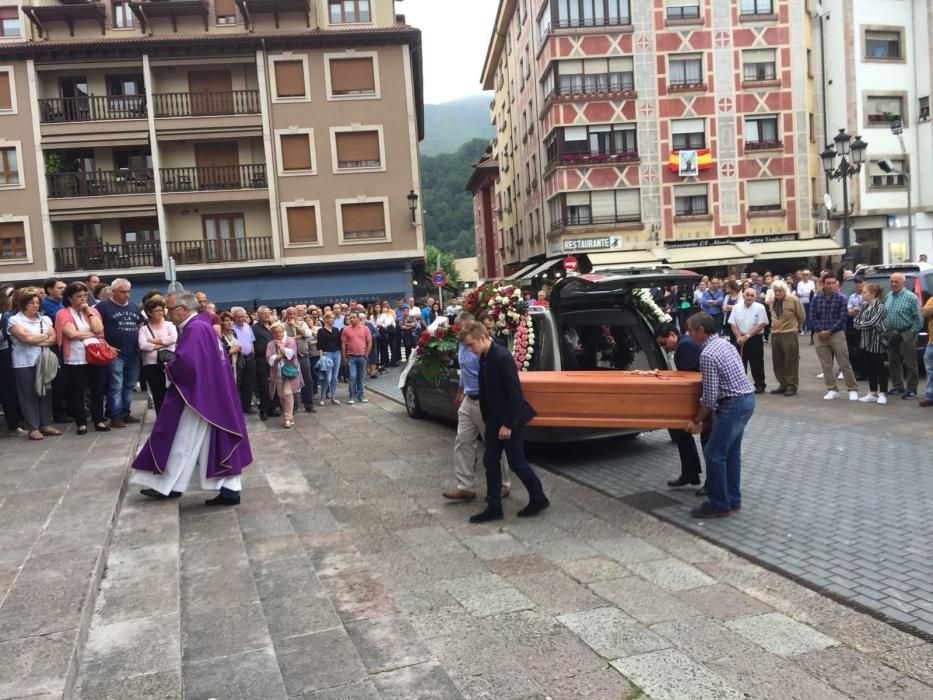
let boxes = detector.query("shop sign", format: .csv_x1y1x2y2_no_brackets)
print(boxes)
563,236,623,252
665,233,797,249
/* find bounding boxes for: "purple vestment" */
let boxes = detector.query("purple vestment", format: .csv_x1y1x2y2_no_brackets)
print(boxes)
132,312,252,478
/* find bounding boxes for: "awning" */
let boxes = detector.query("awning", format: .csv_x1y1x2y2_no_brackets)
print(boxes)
744,238,845,260
518,257,562,283
504,262,540,281
662,244,755,268
588,250,665,272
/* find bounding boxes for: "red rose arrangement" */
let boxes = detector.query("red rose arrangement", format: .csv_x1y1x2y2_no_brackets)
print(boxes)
463,283,534,371
415,324,459,386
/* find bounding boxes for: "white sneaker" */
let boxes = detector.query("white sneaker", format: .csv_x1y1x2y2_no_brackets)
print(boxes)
319,399,324,406
848,390,859,401
816,372,824,379
838,371,844,380
823,390,839,400
877,393,888,405
348,398,355,404
858,393,877,403
360,397,369,403
331,398,340,405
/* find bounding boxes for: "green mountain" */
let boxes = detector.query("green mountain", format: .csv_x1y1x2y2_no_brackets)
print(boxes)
421,95,495,156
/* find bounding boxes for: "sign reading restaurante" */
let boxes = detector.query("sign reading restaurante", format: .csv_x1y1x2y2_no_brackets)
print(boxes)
563,236,623,252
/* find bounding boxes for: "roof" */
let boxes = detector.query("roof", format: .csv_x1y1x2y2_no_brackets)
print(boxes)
464,146,498,191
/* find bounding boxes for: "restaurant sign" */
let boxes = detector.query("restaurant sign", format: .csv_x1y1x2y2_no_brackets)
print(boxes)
563,236,623,252
664,233,798,249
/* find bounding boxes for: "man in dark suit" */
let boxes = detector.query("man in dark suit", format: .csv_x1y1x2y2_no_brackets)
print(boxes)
461,321,549,523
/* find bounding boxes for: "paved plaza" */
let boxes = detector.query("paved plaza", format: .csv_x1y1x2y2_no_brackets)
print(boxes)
3,362,933,698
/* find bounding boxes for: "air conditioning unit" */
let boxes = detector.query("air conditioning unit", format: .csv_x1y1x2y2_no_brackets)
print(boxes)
816,220,831,237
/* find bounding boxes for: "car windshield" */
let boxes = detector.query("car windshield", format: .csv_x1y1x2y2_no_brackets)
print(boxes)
559,308,656,371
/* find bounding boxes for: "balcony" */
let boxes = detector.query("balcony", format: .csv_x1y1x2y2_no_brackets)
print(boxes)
553,150,639,168
161,164,266,192
554,16,631,30
38,96,150,146
744,139,783,152
549,213,641,234
167,237,275,265
47,170,155,198
54,243,162,273
39,96,147,123
546,73,636,106
152,90,261,117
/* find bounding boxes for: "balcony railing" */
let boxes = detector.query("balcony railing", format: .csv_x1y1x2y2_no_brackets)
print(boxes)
39,96,147,123
54,243,162,272
160,164,267,192
167,237,274,265
555,16,631,29
550,73,635,100
745,139,782,151
47,170,155,198
152,90,262,117
549,213,641,233
555,150,639,167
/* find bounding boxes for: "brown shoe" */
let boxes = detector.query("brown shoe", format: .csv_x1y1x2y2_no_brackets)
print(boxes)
111,418,127,429
39,425,63,436
123,415,140,424
443,488,476,500
501,487,511,498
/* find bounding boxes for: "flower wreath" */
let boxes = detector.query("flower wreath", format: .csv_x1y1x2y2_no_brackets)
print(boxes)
415,325,459,386
463,283,535,371
624,288,672,326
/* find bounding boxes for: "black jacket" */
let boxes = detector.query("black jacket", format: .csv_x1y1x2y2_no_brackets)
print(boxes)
479,341,537,430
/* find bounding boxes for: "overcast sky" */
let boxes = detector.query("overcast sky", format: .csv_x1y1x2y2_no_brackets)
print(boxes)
402,0,499,104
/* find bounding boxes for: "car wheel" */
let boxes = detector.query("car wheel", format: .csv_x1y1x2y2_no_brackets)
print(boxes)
404,381,426,419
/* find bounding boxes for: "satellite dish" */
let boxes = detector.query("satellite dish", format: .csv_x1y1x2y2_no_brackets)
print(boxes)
823,193,833,211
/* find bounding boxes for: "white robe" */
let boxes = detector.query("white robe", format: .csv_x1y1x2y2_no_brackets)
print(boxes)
130,405,242,495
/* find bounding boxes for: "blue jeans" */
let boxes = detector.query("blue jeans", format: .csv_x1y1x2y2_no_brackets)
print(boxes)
702,393,755,512
321,351,340,399
802,303,811,332
925,346,933,400
348,355,366,399
107,351,140,419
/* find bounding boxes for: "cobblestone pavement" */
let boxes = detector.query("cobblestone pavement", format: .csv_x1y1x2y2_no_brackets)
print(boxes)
16,388,926,698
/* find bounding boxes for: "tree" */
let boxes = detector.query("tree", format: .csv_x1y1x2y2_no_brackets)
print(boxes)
425,244,460,285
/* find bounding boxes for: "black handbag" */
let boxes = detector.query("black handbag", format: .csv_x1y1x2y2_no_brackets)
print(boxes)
147,324,176,365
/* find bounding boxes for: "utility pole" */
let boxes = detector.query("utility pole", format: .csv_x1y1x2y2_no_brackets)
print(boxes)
889,117,914,261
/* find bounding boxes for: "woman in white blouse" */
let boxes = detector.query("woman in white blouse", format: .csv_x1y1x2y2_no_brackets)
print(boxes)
54,281,108,434
376,301,397,368
7,288,61,440
138,296,178,415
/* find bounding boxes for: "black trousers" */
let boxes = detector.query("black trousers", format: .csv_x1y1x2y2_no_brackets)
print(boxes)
671,428,710,481
237,354,256,411
740,334,766,389
51,349,69,421
378,335,390,367
0,347,22,430
62,363,105,428
482,422,545,511
141,363,167,414
254,357,272,413
864,351,889,393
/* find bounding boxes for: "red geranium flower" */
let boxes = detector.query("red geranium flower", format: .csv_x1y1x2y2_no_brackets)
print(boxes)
435,328,446,339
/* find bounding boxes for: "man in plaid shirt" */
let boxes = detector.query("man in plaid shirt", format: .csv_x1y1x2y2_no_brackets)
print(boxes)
686,313,755,519
809,272,859,401
884,272,923,399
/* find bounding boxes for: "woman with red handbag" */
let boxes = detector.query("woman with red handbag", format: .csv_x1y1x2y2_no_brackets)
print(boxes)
55,281,109,434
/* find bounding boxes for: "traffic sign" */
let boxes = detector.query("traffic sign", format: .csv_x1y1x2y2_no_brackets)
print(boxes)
562,256,579,272
431,270,447,287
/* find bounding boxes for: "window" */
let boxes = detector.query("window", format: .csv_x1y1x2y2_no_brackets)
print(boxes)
560,308,653,371
0,146,18,185
340,201,387,242
202,214,247,262
329,0,371,24
121,218,159,244
920,96,930,121
866,95,904,124
671,118,705,150
0,7,20,36
0,221,26,261
0,68,11,111
112,1,133,28
865,30,902,60
553,0,631,29
669,54,703,88
328,56,376,97
743,49,776,82
539,4,552,41
739,0,772,15
555,124,637,162
554,57,634,96
279,133,314,173
746,179,781,211
558,189,640,226
665,1,701,21
272,58,308,100
868,159,906,188
215,0,236,24
674,184,708,216
333,129,382,170
107,74,145,115
113,148,152,172
743,115,779,148
284,204,320,245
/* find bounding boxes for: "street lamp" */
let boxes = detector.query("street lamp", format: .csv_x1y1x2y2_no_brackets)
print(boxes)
821,128,867,272
888,116,914,261
407,190,419,224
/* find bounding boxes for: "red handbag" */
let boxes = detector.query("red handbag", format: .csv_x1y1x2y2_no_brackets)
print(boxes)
85,339,116,366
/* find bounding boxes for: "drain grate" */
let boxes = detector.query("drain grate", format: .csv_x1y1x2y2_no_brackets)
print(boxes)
618,491,682,512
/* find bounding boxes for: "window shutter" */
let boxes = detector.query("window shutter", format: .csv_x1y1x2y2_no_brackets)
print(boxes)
335,131,380,164
744,49,774,63
564,125,588,141
0,221,25,258
868,160,902,177
565,192,590,206
215,0,236,16
342,202,385,235
608,57,633,72
0,7,16,19
274,60,305,98
590,191,615,218
676,184,707,198
286,206,317,243
583,58,607,75
747,180,780,206
330,58,375,94
561,59,583,74
280,134,312,171
671,118,704,134
0,72,10,111
615,189,640,216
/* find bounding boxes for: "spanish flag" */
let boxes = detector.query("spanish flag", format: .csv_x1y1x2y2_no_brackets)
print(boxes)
668,149,713,173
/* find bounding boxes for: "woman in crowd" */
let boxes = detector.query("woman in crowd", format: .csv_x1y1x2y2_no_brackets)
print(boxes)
7,288,61,440
317,311,342,405
219,311,241,378
364,312,381,378
138,296,178,414
721,280,742,344
854,282,890,405
0,284,23,434
55,281,108,434
376,301,396,368
304,311,321,402
266,321,303,428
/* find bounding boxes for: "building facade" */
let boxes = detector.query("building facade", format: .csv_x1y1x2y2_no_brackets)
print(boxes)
464,145,501,280
0,0,424,306
479,0,842,283
820,0,933,265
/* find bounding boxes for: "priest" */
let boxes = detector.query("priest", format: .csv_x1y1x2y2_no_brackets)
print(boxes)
131,289,252,505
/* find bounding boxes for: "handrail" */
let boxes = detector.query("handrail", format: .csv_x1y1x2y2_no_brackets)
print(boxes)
152,90,261,117
160,164,267,192
47,170,155,197
39,95,147,123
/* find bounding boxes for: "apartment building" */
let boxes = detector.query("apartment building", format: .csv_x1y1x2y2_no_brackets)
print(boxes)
820,0,933,265
0,0,424,306
465,144,501,280
479,0,842,283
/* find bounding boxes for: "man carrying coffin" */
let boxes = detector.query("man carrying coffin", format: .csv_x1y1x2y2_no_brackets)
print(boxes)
131,290,252,506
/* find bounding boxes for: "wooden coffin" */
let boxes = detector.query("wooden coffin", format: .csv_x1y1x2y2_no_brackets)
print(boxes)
520,370,702,430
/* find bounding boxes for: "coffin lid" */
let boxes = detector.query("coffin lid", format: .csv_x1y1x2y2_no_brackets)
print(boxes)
520,370,701,395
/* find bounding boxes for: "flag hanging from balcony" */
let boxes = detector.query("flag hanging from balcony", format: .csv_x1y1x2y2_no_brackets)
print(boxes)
669,149,712,175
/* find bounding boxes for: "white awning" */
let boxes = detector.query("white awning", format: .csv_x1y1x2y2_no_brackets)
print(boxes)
744,238,845,260
663,243,755,268
518,258,561,282
588,250,665,271
504,262,539,281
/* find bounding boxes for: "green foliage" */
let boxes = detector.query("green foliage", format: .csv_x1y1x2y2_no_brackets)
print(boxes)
421,137,490,259
422,96,495,156
425,244,460,285
45,152,66,175
416,326,459,386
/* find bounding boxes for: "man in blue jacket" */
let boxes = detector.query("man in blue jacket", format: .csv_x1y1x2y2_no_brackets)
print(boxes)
460,321,549,523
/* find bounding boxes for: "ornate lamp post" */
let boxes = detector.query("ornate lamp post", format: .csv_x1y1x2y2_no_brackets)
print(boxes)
820,129,867,272
407,189,419,224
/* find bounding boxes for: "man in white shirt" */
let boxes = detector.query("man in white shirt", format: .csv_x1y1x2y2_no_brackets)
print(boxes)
729,287,769,393
795,269,816,335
